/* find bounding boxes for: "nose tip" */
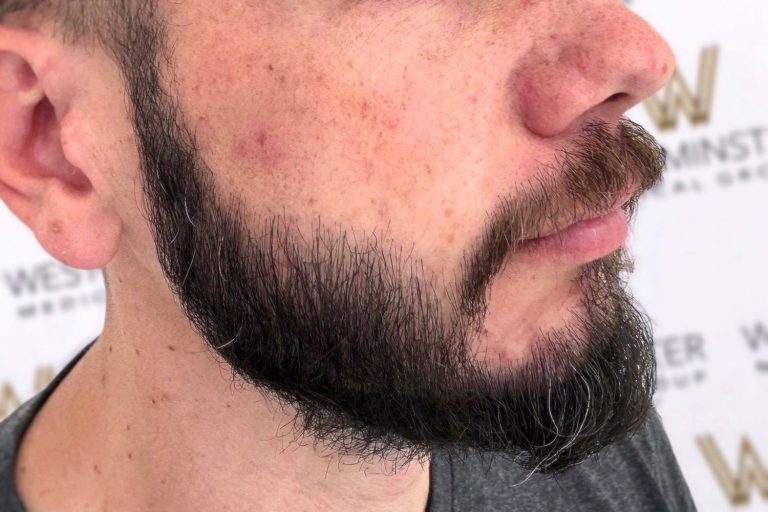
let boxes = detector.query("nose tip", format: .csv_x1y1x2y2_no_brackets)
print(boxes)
514,6,676,138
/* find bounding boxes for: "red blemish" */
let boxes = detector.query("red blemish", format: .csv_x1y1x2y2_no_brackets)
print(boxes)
235,129,288,170
469,96,479,104
444,208,454,218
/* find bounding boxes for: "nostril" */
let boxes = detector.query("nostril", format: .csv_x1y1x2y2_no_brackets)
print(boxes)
605,92,629,103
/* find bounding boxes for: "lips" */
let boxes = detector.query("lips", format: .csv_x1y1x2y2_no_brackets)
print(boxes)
517,187,638,243
514,208,630,265
513,189,638,266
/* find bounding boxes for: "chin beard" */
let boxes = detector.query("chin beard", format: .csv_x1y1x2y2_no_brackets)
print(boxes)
147,201,655,473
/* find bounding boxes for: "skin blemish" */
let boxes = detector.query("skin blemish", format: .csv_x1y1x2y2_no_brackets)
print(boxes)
444,208,454,218
93,464,101,476
135,348,141,356
49,221,62,235
167,345,177,352
234,129,288,171
127,452,133,460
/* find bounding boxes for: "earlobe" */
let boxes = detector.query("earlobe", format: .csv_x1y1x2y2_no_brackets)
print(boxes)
0,26,122,270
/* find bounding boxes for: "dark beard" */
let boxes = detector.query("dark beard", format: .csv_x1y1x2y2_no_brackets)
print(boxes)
112,10,665,473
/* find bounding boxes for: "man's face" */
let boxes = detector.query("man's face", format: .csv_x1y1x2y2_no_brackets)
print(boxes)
104,0,674,471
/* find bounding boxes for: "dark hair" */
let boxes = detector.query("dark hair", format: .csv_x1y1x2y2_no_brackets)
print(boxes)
0,0,152,51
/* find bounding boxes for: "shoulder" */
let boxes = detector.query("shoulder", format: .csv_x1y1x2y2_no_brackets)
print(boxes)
431,409,698,512
0,394,48,512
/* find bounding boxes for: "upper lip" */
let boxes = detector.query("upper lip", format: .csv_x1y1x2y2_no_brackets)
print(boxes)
519,188,638,241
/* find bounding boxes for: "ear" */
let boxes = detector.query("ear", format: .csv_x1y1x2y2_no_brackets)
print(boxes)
0,25,121,270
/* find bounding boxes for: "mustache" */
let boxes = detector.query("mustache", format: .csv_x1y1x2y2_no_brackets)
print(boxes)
459,118,666,315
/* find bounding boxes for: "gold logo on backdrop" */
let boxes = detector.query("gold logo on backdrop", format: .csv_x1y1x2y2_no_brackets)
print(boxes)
697,435,768,505
644,46,719,131
0,365,55,419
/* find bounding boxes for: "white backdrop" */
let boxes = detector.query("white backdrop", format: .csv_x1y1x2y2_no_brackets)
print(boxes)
1,1,767,510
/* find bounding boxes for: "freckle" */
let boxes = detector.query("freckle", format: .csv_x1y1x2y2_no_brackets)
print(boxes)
19,465,26,473
49,221,62,235
444,208,453,218
425,165,433,176
267,63,274,71
135,348,140,356
101,374,106,387
279,75,286,84
167,345,176,352
127,452,133,460
360,101,369,120
307,197,316,206
226,402,231,408
93,464,101,475
108,345,112,353
126,424,131,431
161,479,167,485
151,398,157,404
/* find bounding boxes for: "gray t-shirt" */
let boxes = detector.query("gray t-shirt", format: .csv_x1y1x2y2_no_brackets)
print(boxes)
0,343,697,511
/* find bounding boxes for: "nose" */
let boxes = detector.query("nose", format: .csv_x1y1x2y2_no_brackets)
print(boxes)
513,3,676,137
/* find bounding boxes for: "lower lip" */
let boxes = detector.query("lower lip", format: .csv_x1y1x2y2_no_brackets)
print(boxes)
515,209,630,265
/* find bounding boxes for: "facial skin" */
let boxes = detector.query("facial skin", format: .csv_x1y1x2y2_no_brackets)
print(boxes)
0,1,675,510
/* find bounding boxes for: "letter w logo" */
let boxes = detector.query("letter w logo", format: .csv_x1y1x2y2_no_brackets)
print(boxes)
697,435,768,505
644,46,719,131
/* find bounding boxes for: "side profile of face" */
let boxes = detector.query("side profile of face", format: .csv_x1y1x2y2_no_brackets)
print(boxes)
0,0,675,473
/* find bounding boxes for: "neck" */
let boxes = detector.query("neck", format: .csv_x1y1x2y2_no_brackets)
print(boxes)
15,254,431,512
